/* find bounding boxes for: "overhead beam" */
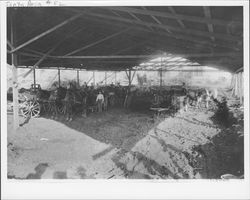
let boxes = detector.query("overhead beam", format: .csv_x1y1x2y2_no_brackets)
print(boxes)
76,60,200,65
23,27,87,78
105,7,242,27
65,8,239,50
142,6,172,34
168,7,186,29
203,6,215,42
50,52,242,59
9,13,83,53
64,27,131,56
76,9,241,42
127,11,155,32
7,39,14,49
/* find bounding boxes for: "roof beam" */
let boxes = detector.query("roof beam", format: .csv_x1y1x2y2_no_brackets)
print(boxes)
168,7,185,29
9,13,83,53
78,9,240,42
127,11,155,32
64,27,131,56
65,8,239,50
105,7,242,27
203,7,215,42
142,6,172,34
32,27,85,67
7,40,14,49
50,52,242,59
75,60,200,64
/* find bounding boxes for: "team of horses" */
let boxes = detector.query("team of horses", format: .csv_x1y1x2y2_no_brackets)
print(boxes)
16,83,218,121
35,83,127,121
126,85,218,112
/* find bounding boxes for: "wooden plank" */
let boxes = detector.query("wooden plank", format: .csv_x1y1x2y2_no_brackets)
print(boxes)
128,70,132,87
52,52,242,59
58,68,61,86
203,7,215,42
77,70,80,86
80,9,241,42
168,7,185,29
67,9,238,50
131,71,136,83
23,27,87,78
105,72,107,85
10,13,83,53
10,12,19,129
142,6,172,34
33,67,36,86
93,71,95,85
7,39,14,49
106,7,242,27
127,11,155,32
65,28,131,56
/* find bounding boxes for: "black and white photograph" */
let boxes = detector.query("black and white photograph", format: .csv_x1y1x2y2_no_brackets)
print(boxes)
1,0,249,199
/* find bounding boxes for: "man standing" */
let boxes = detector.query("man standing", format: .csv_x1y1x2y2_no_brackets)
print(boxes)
96,91,104,112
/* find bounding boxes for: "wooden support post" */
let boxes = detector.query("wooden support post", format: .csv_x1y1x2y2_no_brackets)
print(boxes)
105,72,107,85
33,67,36,87
159,68,163,88
77,70,80,87
131,71,136,83
128,69,132,88
12,60,19,130
160,56,163,88
58,68,61,87
11,12,19,129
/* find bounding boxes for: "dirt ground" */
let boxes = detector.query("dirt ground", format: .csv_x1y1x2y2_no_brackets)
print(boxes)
7,103,244,179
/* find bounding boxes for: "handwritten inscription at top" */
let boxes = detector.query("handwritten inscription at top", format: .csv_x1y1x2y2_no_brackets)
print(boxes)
6,0,64,7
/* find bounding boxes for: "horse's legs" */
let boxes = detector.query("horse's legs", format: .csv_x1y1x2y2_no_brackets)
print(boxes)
68,104,73,121
54,101,58,119
65,102,69,121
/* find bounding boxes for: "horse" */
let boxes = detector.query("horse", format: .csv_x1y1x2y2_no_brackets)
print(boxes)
63,86,88,121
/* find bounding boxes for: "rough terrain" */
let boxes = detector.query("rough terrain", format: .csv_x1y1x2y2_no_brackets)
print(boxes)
7,104,243,179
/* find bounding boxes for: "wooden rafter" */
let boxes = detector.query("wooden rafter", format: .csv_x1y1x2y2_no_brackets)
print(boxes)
105,7,242,27
203,6,215,42
65,8,239,50
127,11,155,32
9,13,83,53
74,9,241,42
64,27,131,56
142,6,172,34
168,7,185,29
49,52,242,59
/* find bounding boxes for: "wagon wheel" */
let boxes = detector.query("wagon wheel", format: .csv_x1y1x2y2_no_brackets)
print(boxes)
21,100,40,118
57,105,65,114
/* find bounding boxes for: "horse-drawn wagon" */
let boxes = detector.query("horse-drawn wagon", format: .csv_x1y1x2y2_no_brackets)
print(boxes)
7,84,42,118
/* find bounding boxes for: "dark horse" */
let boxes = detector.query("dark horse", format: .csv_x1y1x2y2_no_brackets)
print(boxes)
62,86,87,121
35,89,51,114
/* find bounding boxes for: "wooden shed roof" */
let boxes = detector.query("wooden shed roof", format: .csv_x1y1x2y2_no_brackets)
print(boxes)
7,6,243,72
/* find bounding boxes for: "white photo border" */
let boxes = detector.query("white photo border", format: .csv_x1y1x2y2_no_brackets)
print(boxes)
1,0,249,199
